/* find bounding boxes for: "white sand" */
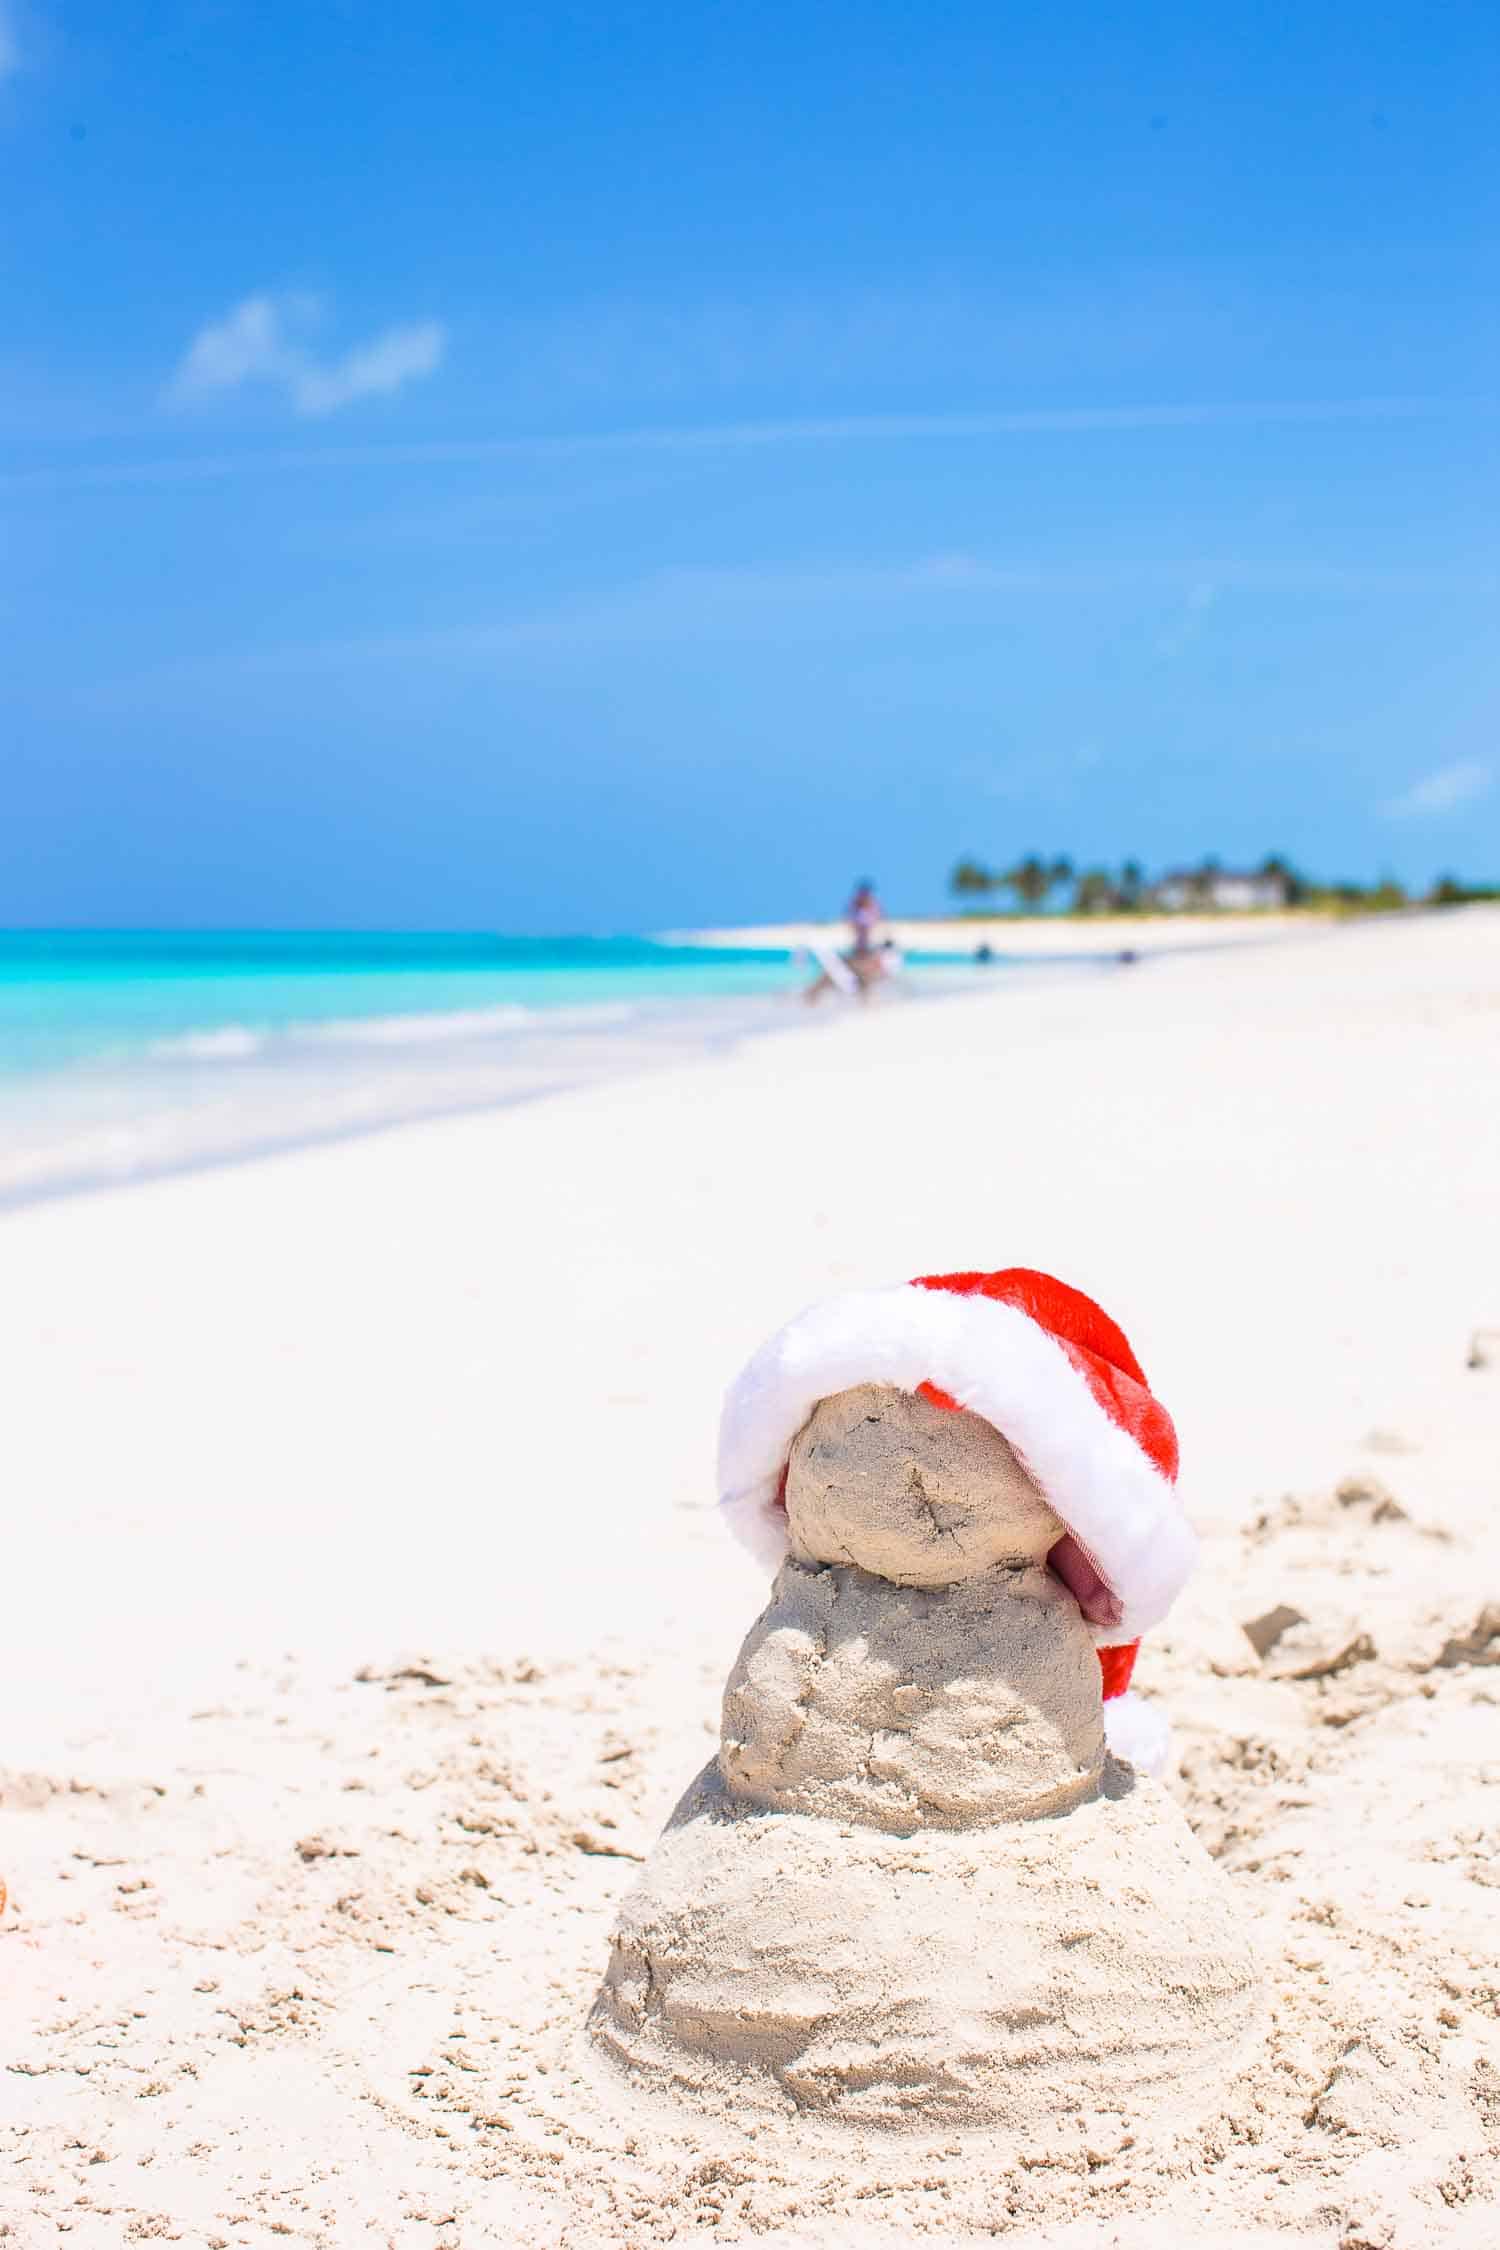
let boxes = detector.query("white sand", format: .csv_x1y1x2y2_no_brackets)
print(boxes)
2,905,1499,2246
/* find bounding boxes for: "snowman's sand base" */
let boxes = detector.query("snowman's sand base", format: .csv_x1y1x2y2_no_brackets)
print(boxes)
590,1755,1259,2136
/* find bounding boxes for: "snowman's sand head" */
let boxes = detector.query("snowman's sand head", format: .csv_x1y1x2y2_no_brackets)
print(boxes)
785,1383,1064,1589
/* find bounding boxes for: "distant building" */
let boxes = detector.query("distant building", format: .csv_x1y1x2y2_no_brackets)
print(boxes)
1150,867,1291,912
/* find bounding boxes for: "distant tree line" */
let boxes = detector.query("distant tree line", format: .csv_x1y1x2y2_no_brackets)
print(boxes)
947,852,1498,915
1428,874,1500,904
950,852,1190,913
952,853,1154,912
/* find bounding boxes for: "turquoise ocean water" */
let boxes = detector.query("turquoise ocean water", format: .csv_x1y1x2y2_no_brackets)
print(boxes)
0,930,992,1208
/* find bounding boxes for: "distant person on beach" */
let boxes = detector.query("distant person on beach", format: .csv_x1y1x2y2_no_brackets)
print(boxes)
803,880,893,1003
848,879,883,960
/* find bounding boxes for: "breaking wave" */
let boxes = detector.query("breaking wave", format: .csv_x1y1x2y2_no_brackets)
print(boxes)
147,999,645,1063
147,1027,267,1061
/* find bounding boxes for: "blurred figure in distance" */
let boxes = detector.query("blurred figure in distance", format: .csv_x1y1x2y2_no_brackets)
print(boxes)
804,879,895,1003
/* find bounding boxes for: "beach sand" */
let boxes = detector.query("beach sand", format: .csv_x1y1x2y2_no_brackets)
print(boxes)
2,906,1498,2247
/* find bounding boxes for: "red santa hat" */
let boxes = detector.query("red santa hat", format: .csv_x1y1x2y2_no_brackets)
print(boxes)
717,1267,1193,1775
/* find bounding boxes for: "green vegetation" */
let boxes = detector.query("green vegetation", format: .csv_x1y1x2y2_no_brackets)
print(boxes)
945,853,1498,917
1428,874,1500,905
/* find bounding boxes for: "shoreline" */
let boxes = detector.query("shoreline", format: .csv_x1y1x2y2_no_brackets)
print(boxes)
0,945,1126,1215
667,906,1332,955
0,914,1367,1219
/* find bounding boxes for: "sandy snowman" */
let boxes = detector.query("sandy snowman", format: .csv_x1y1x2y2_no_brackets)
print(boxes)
590,1268,1259,2137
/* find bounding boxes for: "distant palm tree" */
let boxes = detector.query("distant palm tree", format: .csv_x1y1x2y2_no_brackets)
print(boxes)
1187,856,1221,907
1118,859,1145,909
1259,852,1307,906
1003,854,1051,912
1075,868,1118,913
1047,856,1075,909
949,858,996,901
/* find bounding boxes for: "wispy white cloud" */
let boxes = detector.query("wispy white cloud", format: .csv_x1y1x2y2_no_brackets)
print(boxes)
78,555,1500,711
9,393,1486,495
290,324,447,417
1380,759,1493,819
165,293,445,419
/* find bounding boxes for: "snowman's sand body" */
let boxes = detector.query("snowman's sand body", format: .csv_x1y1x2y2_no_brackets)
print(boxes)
590,1386,1258,2135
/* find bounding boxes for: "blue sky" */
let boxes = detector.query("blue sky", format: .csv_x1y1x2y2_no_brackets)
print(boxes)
4,1,1497,929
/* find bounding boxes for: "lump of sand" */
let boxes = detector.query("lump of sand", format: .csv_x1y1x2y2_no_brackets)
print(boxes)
589,1385,1259,2138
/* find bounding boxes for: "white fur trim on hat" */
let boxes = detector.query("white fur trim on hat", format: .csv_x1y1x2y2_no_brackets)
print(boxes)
717,1282,1195,1643
1102,1691,1172,1777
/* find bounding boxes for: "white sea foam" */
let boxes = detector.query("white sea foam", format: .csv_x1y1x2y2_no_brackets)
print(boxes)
148,1026,266,1061
301,1001,641,1047
0,986,808,1210
142,1000,649,1065
310,1004,538,1045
